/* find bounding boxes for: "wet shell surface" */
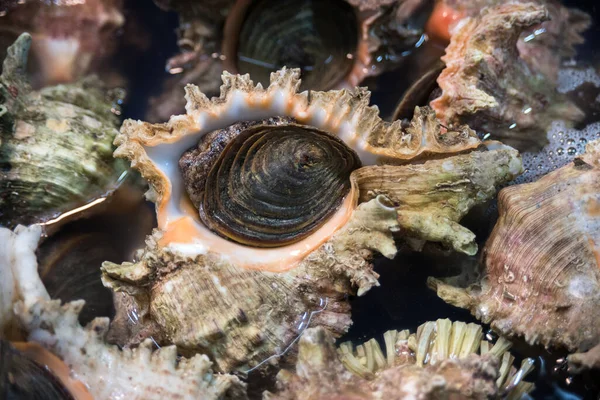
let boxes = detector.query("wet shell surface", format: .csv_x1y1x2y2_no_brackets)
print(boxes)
430,2,585,151
102,68,522,373
0,225,247,400
426,0,590,83
147,0,429,121
1,339,80,400
264,321,535,400
0,33,127,229
0,0,124,88
429,139,600,371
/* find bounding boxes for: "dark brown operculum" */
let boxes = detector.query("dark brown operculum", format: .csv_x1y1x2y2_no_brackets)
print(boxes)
179,117,294,209
179,117,361,247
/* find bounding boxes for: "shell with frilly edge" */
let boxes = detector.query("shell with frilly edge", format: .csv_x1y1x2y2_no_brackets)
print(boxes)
430,139,600,372
102,68,523,374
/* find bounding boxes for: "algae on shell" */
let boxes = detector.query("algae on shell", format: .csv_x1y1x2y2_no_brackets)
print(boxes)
0,33,127,229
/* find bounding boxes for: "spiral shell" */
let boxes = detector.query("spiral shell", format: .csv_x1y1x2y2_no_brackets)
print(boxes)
429,139,600,371
0,33,127,229
0,225,247,400
103,68,522,373
147,0,429,121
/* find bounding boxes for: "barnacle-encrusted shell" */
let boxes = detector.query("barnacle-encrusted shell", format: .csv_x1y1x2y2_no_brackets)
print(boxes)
148,0,428,121
430,3,584,151
0,0,124,88
103,68,522,373
429,139,600,371
264,322,535,400
0,33,127,229
0,225,247,400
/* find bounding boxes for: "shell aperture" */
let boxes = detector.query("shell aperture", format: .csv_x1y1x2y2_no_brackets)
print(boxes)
181,119,361,247
237,0,358,91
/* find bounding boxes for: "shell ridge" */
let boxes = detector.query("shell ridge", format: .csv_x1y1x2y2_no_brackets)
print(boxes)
2,225,248,400
429,141,600,366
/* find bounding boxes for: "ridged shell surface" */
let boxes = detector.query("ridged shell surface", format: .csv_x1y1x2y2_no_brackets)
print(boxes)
105,68,523,373
0,225,247,400
430,3,584,151
0,33,127,229
264,326,512,400
430,139,600,370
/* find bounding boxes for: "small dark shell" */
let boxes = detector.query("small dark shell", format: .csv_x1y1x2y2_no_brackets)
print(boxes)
236,0,359,91
0,340,73,400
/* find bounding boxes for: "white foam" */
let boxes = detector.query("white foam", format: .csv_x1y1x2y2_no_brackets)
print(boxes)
516,120,600,184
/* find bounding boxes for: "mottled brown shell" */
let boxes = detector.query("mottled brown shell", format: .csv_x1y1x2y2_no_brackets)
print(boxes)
429,140,600,370
430,2,584,151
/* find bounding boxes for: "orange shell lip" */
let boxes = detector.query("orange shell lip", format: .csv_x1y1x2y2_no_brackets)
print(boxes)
158,187,358,272
12,342,93,400
220,0,376,89
425,1,466,44
138,82,368,272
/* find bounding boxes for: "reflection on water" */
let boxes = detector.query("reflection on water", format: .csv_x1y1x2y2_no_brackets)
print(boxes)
242,297,329,376
36,176,156,326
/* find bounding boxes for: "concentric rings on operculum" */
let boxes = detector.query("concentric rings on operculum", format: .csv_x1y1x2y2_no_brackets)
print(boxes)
236,0,359,90
180,118,362,247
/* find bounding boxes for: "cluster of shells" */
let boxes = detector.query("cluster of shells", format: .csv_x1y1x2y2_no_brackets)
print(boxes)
0,0,599,399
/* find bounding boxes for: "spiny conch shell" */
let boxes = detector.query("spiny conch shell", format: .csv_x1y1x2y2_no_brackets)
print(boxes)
0,33,128,230
430,2,585,152
0,0,125,88
147,0,429,122
429,139,600,372
264,321,535,400
426,0,590,84
0,224,248,400
353,143,522,255
102,67,521,373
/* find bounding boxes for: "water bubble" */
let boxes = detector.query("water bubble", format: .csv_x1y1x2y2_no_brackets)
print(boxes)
556,148,565,156
559,138,565,145
567,147,577,156
558,131,564,137
566,376,573,385
485,329,498,342
566,138,575,146
580,138,588,145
